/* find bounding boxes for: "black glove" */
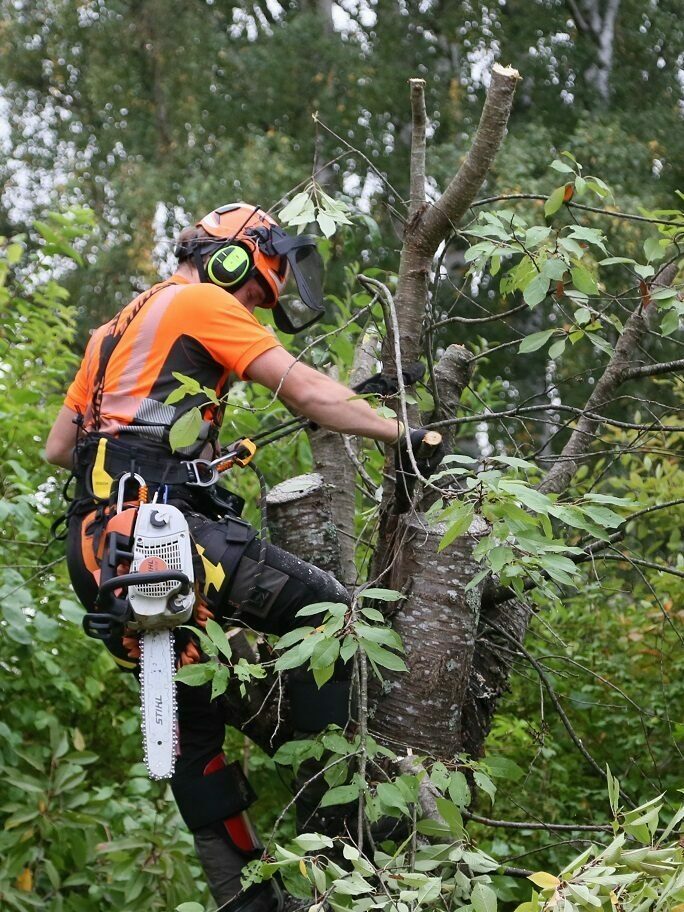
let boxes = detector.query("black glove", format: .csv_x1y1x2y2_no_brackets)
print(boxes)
353,362,425,397
394,427,444,513
396,427,444,480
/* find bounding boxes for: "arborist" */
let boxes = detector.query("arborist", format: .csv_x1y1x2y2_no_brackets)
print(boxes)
45,203,441,911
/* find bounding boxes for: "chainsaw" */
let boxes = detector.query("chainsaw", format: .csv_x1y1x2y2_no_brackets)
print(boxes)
83,476,196,780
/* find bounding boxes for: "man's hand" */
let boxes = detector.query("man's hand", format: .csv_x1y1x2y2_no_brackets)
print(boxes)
395,427,444,512
396,427,444,481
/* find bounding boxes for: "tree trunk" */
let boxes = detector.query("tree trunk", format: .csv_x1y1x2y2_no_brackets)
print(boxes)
266,473,343,579
370,514,486,758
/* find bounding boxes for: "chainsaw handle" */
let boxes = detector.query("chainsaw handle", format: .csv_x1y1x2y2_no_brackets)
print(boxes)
99,570,191,595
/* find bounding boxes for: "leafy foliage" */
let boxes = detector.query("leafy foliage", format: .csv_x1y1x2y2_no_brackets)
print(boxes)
0,220,209,910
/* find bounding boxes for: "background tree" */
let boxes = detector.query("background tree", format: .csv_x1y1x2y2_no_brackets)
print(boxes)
1,2,683,910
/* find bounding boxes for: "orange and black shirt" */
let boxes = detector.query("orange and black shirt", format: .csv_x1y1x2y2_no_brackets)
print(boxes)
65,275,281,455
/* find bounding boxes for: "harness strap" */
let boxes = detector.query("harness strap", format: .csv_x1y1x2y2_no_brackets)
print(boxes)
90,280,176,431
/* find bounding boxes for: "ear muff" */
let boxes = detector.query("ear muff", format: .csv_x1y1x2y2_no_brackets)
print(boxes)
206,244,253,289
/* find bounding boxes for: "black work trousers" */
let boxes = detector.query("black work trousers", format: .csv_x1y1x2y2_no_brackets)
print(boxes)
66,491,351,908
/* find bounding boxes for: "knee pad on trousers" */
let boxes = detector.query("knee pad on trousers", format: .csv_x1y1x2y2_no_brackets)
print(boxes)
172,754,259,855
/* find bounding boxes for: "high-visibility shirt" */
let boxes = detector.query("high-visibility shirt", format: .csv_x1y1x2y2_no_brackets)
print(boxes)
64,274,281,455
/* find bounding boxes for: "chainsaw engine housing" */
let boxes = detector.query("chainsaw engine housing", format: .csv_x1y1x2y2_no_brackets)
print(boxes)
128,503,195,630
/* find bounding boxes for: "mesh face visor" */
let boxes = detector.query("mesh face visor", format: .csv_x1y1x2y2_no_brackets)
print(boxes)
261,229,325,334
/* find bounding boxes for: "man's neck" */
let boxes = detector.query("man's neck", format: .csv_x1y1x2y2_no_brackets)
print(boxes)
173,263,258,314
176,262,200,283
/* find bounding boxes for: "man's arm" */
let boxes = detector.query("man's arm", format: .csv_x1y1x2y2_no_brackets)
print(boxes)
245,347,401,444
45,406,81,469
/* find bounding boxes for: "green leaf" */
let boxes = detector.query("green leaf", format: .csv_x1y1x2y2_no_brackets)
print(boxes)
275,626,315,650
519,329,555,353
310,636,340,673
599,256,636,267
606,765,620,816
361,640,407,673
473,770,497,803
279,191,312,224
643,236,666,262
566,225,608,253
548,337,566,360
354,622,403,651
320,783,361,807
498,480,553,514
580,504,624,528
211,663,229,699
174,663,216,686
164,386,189,406
471,881,498,912
293,833,334,852
448,770,471,807
377,781,410,815
296,600,348,616
523,273,551,308
635,263,655,279
544,185,566,217
485,756,524,781
661,308,679,336
176,904,206,912
358,588,405,602
570,266,598,295
169,407,203,452
205,618,232,661
438,502,474,551
274,634,321,672
360,606,385,622
340,636,358,663
435,797,464,835
550,159,575,174
541,257,568,281
316,211,337,238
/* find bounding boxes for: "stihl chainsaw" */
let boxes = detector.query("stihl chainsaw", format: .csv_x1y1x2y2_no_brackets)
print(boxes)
83,475,195,780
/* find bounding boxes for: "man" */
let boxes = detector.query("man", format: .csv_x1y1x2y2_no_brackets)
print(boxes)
46,203,438,910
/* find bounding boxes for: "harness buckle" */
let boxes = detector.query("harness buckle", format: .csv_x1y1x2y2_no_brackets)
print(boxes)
183,460,219,488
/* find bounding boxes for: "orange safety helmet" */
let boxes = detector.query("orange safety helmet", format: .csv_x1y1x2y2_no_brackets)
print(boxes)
176,203,326,333
197,204,288,306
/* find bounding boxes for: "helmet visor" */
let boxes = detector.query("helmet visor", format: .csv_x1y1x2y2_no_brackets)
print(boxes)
266,230,326,332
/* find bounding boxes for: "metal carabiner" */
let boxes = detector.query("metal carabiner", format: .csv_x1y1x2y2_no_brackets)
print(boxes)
183,460,219,488
116,472,147,513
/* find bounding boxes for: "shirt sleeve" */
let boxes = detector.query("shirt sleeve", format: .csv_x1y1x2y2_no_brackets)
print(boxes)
181,285,282,380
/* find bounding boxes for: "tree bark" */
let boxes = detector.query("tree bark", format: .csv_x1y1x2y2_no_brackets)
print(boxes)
266,473,343,578
370,514,486,758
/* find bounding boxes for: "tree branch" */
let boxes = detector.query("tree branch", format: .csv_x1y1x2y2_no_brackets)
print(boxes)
565,0,592,35
539,265,677,495
484,619,635,807
418,64,520,253
386,64,519,369
408,78,427,218
621,357,684,382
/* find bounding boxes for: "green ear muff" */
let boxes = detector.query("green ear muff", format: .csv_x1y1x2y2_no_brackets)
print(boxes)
206,244,253,289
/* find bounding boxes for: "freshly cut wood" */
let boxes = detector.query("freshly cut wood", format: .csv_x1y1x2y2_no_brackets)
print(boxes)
266,473,343,579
